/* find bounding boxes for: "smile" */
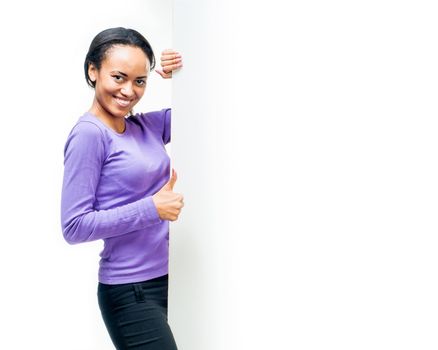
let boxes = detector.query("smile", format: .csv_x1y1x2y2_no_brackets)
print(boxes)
114,96,132,108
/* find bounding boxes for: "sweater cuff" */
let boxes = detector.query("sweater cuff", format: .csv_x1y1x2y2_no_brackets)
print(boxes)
141,196,163,226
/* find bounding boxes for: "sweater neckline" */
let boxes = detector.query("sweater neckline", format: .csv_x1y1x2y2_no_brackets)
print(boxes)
84,111,129,136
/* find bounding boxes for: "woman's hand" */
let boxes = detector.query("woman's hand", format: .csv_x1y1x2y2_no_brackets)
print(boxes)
152,169,184,221
155,49,183,79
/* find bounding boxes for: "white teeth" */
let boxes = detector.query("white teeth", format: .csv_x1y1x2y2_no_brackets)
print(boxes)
115,97,130,107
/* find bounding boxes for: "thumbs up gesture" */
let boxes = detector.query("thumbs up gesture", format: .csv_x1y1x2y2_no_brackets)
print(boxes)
152,168,185,221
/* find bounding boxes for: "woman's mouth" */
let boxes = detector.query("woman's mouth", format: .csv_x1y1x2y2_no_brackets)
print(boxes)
114,96,132,108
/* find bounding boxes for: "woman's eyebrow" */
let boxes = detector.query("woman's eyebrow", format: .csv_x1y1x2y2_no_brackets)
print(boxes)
111,70,147,79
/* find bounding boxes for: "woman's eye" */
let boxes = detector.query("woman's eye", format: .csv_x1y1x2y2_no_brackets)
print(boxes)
112,75,123,82
136,80,146,86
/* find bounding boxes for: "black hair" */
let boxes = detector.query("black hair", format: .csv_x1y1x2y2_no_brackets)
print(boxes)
84,27,156,88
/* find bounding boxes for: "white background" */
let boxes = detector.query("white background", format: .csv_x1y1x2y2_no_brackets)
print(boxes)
0,0,438,349
0,1,172,349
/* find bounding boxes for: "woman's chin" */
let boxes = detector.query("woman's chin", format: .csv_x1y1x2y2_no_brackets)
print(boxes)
113,104,135,116
109,107,129,118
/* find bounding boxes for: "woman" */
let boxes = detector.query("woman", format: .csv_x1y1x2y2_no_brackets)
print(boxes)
60,27,184,349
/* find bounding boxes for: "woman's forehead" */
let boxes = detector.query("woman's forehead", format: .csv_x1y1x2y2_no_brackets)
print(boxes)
102,45,150,73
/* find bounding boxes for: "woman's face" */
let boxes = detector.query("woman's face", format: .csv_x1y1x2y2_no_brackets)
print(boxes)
88,44,149,119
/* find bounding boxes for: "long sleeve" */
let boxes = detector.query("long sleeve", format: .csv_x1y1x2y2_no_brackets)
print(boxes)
60,121,162,245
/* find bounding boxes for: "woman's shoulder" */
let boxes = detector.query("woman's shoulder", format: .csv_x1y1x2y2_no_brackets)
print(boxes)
63,117,107,164
64,114,107,150
73,113,108,136
129,108,171,127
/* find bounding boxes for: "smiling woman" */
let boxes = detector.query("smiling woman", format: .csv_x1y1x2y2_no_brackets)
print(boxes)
85,28,155,133
61,27,183,350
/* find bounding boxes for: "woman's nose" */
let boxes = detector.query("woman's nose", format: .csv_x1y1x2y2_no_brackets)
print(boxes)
121,83,134,97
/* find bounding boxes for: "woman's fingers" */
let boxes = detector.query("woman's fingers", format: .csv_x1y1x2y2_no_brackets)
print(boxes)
162,62,183,73
155,69,172,79
156,49,183,79
161,56,182,70
161,52,181,60
161,49,181,59
161,50,182,68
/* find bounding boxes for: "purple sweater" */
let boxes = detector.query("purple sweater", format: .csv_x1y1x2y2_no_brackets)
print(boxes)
61,109,171,284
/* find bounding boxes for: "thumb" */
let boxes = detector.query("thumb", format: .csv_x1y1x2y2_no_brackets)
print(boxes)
155,69,166,78
163,168,177,191
155,69,172,79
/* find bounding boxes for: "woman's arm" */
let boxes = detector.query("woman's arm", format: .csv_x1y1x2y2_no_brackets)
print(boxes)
60,122,162,244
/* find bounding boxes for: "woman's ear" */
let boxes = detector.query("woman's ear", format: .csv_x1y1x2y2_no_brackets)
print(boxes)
88,63,97,83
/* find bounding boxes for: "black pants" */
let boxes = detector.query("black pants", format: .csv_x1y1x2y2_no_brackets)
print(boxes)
97,274,178,350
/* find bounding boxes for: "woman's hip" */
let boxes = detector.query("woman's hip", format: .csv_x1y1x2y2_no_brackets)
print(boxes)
97,274,177,349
